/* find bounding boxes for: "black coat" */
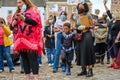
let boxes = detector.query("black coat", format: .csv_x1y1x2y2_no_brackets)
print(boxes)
44,25,55,48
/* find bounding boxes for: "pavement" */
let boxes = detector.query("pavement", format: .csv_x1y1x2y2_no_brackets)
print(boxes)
0,55,120,80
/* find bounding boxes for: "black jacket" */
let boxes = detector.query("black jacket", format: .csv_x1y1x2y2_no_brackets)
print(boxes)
44,25,55,48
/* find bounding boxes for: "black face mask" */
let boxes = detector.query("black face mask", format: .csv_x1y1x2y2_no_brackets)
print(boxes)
78,8,85,14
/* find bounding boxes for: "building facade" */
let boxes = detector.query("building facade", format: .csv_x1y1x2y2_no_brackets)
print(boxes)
0,0,46,26
46,0,92,19
111,0,120,19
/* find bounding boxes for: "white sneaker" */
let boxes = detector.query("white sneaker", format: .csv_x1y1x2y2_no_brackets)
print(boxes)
48,63,52,67
10,69,15,73
39,64,42,67
0,70,3,73
51,63,54,66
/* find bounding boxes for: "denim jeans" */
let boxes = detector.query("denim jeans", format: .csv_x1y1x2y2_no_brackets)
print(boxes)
46,48,55,64
20,56,24,70
0,45,14,71
53,32,62,69
38,55,42,64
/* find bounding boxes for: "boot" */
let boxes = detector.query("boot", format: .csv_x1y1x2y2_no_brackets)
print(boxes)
86,69,93,77
101,54,105,65
107,59,110,64
77,67,87,76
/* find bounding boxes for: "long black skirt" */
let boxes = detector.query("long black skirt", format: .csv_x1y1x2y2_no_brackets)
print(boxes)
75,31,96,66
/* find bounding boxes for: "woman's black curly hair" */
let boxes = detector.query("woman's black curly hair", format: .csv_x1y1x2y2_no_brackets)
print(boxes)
76,2,89,13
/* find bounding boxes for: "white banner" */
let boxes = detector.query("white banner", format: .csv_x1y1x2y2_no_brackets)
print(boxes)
67,0,84,5
58,6,66,13
49,4,58,12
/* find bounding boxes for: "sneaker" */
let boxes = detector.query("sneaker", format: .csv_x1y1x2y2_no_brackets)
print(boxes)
51,63,54,66
10,69,15,73
53,68,58,73
62,66,66,72
48,63,52,67
0,70,4,73
39,64,42,67
20,69,24,74
66,71,71,76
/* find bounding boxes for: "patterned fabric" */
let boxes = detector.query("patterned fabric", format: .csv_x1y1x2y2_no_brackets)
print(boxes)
0,27,4,45
62,31,75,52
11,7,43,55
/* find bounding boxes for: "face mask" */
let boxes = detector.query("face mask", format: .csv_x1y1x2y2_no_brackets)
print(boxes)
49,20,53,24
78,8,85,14
73,15,77,20
60,15,66,20
21,4,27,12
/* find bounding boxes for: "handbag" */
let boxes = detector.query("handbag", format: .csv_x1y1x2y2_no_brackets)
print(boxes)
74,33,82,41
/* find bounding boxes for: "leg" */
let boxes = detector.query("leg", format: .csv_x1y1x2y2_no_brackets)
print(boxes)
20,56,24,73
38,55,42,67
66,52,72,76
28,51,39,80
61,50,66,72
20,50,31,80
53,33,62,72
3,46,14,72
0,45,4,71
51,48,55,65
46,48,52,65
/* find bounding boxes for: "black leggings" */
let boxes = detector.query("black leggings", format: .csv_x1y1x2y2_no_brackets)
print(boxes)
20,50,39,74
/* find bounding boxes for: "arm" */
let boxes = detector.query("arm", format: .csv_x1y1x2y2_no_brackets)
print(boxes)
115,31,120,43
102,28,108,38
24,17,38,26
3,25,11,37
104,1,112,19
94,29,101,39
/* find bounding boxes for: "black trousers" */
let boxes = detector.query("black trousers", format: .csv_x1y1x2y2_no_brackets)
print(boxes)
95,43,106,61
20,50,39,74
61,50,72,71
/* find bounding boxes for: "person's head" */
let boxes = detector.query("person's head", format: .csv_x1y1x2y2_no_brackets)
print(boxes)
60,11,67,21
63,23,71,34
0,17,6,27
70,13,77,20
77,2,89,14
48,15,54,24
16,0,35,13
102,12,107,20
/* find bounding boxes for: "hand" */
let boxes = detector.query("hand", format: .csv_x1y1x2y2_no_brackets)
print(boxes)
43,38,46,43
104,0,107,5
78,25,85,30
12,20,17,27
16,13,25,21
48,35,52,38
94,26,99,30
72,26,77,30
115,39,119,44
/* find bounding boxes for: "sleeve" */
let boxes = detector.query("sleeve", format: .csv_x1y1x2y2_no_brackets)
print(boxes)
27,7,42,28
24,17,38,26
107,10,112,19
3,25,11,37
44,27,48,38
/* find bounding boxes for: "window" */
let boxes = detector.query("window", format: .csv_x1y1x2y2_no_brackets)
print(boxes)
8,10,12,14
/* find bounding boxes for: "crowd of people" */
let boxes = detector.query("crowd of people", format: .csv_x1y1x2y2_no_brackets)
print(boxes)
0,0,120,80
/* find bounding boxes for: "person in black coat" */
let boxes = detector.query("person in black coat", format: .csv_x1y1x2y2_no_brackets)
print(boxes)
44,15,55,66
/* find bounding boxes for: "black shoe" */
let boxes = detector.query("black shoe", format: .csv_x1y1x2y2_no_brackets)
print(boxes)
86,69,93,77
77,68,87,76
